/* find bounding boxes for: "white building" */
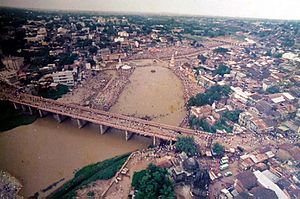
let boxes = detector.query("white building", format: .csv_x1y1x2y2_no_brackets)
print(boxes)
253,170,289,199
52,70,75,86
118,31,129,37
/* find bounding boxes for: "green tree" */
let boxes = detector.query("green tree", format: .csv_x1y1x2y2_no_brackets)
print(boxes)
222,110,242,123
198,54,207,64
132,164,174,199
266,86,280,94
187,85,231,107
88,46,98,54
215,65,231,76
213,47,229,54
131,170,147,188
175,136,198,156
87,59,96,66
0,54,5,70
212,143,224,156
189,116,211,132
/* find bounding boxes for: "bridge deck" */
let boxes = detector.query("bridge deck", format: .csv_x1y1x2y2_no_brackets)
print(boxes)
10,93,214,141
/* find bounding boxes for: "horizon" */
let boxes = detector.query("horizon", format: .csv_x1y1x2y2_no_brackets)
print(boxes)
1,0,300,21
1,5,300,22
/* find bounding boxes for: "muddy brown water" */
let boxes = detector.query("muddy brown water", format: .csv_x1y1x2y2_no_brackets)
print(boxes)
0,64,186,197
110,65,186,125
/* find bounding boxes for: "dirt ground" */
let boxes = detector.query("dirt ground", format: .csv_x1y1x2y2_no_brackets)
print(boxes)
76,180,110,198
104,156,152,199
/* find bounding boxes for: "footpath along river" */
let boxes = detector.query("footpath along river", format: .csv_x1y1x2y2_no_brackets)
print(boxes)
0,63,186,197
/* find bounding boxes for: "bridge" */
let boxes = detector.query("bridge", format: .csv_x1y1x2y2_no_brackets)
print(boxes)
7,92,217,146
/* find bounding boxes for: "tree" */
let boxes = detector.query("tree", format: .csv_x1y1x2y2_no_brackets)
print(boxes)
87,59,96,66
132,169,147,188
187,85,231,107
213,47,229,54
0,54,5,70
212,143,224,156
198,54,207,64
222,110,242,123
131,164,174,199
175,136,198,156
189,116,211,133
266,86,280,94
215,65,231,76
88,46,98,55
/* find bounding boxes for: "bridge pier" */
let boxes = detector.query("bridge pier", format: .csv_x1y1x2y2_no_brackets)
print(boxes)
53,114,67,123
38,109,49,117
12,102,20,110
28,106,35,115
77,119,88,129
125,130,133,141
153,136,161,146
21,105,27,112
99,124,110,135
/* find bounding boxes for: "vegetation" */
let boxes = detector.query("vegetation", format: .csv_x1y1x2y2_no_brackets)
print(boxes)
211,118,233,133
49,153,130,198
175,136,198,156
132,164,174,199
198,54,207,64
187,85,231,107
222,110,242,123
58,53,79,66
0,54,5,70
212,143,225,156
189,115,233,133
87,191,95,197
213,47,229,54
266,85,280,94
0,100,37,132
189,116,210,132
215,65,231,76
38,84,69,100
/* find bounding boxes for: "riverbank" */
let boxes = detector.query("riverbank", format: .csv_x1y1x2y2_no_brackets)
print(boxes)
0,117,150,197
0,100,36,132
48,153,130,198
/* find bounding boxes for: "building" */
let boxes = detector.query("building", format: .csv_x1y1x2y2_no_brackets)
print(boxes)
2,56,24,70
190,105,212,119
51,70,75,86
239,111,273,134
250,186,278,199
234,171,258,193
253,170,289,199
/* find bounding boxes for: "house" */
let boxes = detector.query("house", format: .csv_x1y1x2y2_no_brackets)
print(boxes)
190,105,212,119
250,186,278,199
239,112,273,133
234,171,258,193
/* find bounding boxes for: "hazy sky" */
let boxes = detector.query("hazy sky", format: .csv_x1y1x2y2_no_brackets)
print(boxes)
1,0,300,20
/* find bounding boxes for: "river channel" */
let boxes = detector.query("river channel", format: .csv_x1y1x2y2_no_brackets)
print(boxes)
0,63,186,197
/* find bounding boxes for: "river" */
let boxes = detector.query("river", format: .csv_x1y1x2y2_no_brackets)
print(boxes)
0,63,186,197
110,65,186,125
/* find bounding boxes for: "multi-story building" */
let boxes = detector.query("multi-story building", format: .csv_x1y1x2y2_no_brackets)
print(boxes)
51,70,75,86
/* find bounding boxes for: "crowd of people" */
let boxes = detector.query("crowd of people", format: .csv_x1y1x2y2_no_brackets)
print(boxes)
128,46,200,61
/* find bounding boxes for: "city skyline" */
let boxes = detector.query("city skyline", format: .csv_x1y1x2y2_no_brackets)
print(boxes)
1,0,300,20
